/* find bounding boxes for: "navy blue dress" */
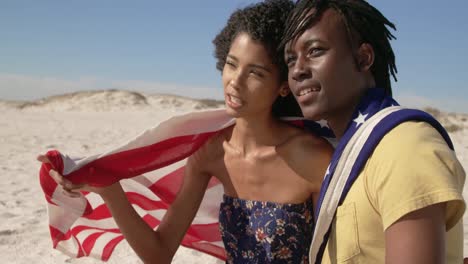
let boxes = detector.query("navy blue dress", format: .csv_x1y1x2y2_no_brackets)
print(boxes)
219,195,314,264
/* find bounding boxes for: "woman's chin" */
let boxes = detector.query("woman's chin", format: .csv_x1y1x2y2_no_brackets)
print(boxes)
225,107,242,118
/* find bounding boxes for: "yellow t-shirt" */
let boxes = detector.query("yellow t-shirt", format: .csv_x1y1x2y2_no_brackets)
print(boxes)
320,121,466,264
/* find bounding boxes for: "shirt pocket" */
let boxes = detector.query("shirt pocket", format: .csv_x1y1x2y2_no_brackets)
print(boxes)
328,202,360,263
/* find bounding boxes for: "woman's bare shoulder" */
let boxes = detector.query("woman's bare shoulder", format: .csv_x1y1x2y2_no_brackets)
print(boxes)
280,124,333,153
275,124,332,185
278,124,333,170
188,126,230,172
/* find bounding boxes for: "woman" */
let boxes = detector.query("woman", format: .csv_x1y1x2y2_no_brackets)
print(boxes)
39,1,332,263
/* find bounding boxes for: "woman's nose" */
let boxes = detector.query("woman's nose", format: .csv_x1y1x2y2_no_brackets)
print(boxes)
229,69,245,90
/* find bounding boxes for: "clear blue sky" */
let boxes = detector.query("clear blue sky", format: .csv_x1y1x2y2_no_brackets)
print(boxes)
1,0,467,112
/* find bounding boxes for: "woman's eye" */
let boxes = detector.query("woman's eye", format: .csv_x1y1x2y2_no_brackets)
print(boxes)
250,70,264,78
225,61,236,68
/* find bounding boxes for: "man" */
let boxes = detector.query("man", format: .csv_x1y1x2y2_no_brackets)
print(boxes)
282,0,465,263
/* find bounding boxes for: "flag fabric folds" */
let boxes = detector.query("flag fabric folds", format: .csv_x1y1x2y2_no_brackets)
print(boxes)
39,109,333,261
39,109,235,261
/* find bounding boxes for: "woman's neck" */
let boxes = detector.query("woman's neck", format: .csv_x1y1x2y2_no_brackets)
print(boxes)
228,112,281,156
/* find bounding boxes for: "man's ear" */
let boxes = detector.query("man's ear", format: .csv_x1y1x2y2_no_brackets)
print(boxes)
357,43,375,72
278,82,290,97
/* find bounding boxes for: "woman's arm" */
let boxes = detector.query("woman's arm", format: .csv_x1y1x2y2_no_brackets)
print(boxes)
39,154,212,264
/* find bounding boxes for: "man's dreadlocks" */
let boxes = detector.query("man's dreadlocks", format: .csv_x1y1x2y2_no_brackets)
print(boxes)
281,0,397,95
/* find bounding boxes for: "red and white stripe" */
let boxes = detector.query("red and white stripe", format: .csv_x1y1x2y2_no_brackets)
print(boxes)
39,109,310,261
39,109,236,261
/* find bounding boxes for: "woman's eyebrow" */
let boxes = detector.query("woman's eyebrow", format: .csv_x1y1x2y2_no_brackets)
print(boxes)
248,63,271,73
227,55,271,73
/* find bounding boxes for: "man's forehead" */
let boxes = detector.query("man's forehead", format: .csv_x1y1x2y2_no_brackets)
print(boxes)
285,8,346,51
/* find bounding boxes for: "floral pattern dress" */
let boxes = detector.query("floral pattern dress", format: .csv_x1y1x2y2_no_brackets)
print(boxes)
219,195,314,264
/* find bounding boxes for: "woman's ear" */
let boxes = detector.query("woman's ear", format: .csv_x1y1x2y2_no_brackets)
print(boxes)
357,43,375,72
278,83,290,97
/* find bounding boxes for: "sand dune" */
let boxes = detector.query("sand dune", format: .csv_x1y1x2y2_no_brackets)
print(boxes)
0,90,224,112
0,89,466,263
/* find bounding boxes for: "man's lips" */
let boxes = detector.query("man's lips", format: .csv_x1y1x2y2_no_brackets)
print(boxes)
296,86,320,97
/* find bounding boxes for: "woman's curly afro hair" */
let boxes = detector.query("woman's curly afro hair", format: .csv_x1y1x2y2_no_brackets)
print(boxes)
213,0,302,117
213,0,294,82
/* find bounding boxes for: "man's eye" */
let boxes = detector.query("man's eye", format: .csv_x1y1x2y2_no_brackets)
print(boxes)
285,56,296,66
308,47,324,56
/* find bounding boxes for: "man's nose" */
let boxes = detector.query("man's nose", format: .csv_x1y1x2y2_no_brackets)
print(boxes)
291,57,311,82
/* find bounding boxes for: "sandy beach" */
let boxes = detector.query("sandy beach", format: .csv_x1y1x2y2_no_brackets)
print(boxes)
0,90,466,263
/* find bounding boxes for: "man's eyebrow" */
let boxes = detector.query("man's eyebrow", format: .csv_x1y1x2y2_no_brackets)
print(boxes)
285,38,323,54
304,38,322,46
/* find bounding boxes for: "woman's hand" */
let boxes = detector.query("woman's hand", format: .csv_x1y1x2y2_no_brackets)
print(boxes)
37,154,115,197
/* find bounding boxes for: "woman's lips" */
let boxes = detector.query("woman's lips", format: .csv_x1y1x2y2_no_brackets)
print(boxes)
226,94,243,108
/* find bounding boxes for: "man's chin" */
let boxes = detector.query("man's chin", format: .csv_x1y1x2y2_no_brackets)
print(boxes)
299,105,323,121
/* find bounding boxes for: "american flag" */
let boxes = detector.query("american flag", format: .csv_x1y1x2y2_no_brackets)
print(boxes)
308,88,454,263
38,109,333,262
39,109,235,261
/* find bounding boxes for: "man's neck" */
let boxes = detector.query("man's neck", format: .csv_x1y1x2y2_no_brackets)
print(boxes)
328,86,375,140
328,110,356,140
